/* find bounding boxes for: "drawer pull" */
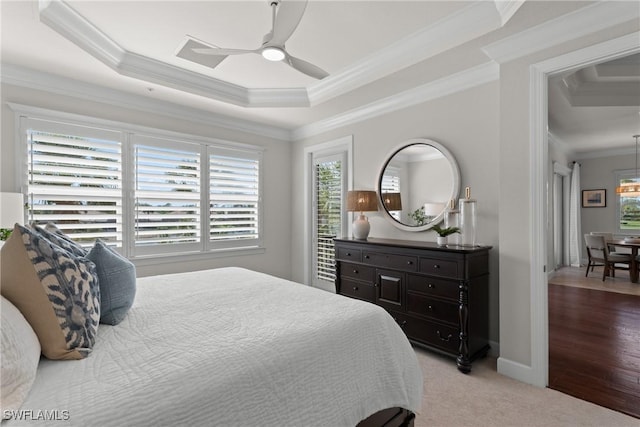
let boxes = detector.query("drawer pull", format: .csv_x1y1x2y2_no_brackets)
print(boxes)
353,286,359,291
353,269,358,274
407,260,413,265
427,305,433,311
437,330,453,342
433,264,441,269
346,252,351,256
428,283,435,289
364,255,370,259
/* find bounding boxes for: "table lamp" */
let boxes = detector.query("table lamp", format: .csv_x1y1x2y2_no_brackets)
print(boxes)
347,190,378,240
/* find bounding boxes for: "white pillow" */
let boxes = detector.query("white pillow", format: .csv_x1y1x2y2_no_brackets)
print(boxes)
1,296,41,418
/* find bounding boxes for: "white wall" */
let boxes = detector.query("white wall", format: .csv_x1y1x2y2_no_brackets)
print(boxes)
0,84,293,280
580,153,634,238
291,82,501,344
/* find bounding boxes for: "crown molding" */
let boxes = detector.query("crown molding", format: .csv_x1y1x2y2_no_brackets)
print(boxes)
293,61,499,140
482,1,640,64
547,132,576,159
38,0,310,108
0,63,292,142
494,0,526,26
575,146,638,160
307,1,511,106
38,0,515,110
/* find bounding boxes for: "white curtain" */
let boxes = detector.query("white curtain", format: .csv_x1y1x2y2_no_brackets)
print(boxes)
568,162,582,267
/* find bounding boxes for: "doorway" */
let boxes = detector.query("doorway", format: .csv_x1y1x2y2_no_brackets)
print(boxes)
530,33,640,388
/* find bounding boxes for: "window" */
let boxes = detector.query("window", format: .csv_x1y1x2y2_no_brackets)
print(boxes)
312,153,346,285
20,113,262,259
616,169,640,234
133,136,202,255
26,121,123,248
209,148,260,248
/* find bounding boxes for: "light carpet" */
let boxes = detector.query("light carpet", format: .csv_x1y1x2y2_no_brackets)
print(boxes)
412,347,639,427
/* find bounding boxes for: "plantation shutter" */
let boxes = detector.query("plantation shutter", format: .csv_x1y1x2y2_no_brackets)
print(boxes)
133,136,201,255
381,165,401,220
26,121,123,248
209,148,261,248
381,166,401,193
313,155,344,283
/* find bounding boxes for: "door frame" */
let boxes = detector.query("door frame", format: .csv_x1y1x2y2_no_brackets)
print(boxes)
303,135,353,286
530,32,639,387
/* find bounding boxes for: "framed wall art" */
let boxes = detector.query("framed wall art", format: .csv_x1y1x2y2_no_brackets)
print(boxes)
582,189,606,208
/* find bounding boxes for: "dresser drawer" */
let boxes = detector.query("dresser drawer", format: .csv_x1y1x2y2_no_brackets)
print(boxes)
336,247,362,262
407,293,458,325
419,257,458,277
363,251,417,272
339,278,375,302
407,274,459,300
340,262,374,282
390,312,459,355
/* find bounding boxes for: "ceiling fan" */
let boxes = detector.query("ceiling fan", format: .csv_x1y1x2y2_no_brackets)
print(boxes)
188,0,328,80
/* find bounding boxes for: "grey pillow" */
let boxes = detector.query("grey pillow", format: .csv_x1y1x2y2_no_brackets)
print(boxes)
87,239,136,325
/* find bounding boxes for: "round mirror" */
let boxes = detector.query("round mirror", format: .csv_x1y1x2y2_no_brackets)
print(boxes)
377,138,460,231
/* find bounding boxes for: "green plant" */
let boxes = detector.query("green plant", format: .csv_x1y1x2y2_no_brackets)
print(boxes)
432,225,460,237
0,228,13,241
408,207,427,226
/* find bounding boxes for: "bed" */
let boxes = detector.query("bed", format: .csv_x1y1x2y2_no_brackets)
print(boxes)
2,265,423,426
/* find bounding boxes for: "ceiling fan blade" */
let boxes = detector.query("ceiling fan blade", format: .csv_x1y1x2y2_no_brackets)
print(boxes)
269,0,309,45
192,47,257,56
285,54,329,79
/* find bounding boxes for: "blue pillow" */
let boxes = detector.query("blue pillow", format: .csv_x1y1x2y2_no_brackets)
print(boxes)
86,240,136,325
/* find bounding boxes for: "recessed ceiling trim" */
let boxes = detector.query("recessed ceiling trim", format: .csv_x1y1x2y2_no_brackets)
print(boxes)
294,61,499,140
307,0,508,105
39,0,297,108
38,0,515,109
494,0,526,26
482,1,640,64
0,63,292,142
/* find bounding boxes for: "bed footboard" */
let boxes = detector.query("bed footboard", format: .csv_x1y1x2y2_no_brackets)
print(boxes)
357,407,415,427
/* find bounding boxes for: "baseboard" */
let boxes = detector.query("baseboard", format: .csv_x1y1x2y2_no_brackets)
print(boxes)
497,357,544,387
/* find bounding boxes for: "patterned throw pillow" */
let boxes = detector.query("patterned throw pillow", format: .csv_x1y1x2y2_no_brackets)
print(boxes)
0,224,100,360
39,222,88,257
87,239,136,325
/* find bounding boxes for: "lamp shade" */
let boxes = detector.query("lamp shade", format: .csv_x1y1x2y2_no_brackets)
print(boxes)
423,202,445,217
381,192,402,211
1,193,24,229
347,190,378,213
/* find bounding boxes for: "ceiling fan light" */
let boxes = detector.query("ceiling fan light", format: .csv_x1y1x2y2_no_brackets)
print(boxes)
262,46,285,61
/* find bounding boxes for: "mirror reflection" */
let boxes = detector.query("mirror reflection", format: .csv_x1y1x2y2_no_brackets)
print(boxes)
378,140,459,230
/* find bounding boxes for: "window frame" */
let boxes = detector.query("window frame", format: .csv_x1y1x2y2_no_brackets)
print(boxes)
615,168,640,236
13,104,265,264
303,136,353,289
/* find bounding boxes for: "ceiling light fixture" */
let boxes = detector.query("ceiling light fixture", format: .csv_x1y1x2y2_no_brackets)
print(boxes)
616,134,640,197
261,46,285,61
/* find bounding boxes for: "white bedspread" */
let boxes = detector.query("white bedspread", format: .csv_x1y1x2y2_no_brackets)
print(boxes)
10,267,423,426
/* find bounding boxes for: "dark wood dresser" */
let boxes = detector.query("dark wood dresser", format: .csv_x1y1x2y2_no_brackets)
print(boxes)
334,237,491,373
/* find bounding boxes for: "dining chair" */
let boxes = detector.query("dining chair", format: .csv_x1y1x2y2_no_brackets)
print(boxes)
589,231,630,255
584,234,632,281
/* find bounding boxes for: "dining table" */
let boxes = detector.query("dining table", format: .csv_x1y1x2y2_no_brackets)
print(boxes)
608,239,640,283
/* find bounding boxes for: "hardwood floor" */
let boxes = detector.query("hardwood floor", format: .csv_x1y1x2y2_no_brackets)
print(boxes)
548,268,640,419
